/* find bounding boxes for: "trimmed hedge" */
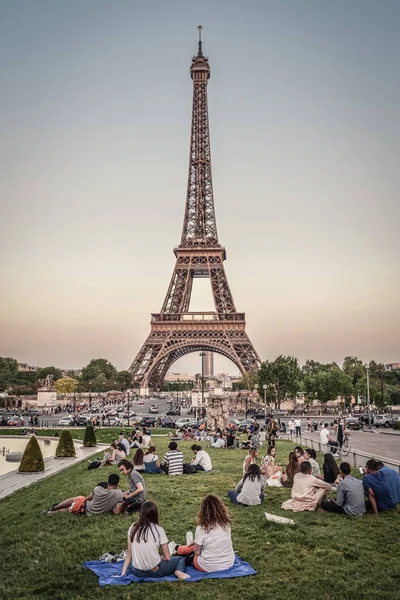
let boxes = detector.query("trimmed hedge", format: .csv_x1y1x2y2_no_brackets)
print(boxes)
394,421,400,431
83,425,97,447
18,435,44,472
55,430,76,457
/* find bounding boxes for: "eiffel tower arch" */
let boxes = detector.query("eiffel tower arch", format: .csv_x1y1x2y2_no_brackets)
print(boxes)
129,28,260,390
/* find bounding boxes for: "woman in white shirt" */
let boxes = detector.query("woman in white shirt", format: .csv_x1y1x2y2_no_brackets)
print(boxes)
228,464,266,506
120,501,189,580
172,495,235,573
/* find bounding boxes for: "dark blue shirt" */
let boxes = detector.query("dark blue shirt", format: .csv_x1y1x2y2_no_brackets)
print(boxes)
363,471,396,511
380,466,400,505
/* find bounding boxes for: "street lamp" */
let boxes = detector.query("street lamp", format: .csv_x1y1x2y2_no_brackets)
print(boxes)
199,352,206,418
263,384,267,423
89,381,92,413
366,365,371,430
127,390,130,428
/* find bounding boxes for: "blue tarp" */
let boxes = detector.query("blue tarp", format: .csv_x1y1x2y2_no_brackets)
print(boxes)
84,556,257,586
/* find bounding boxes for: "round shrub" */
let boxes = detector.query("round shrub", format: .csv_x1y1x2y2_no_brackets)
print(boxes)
83,425,97,447
19,436,44,473
55,430,76,457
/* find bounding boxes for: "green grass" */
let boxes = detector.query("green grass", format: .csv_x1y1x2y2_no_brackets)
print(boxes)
0,433,399,600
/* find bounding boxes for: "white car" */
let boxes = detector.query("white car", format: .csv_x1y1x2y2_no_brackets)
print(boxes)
175,418,191,428
58,417,75,427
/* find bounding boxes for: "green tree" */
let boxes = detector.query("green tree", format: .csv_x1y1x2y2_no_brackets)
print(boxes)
0,357,19,391
258,356,301,410
54,377,78,396
55,430,76,457
81,359,117,381
83,425,97,447
116,370,132,390
19,436,44,472
37,366,62,382
342,356,365,387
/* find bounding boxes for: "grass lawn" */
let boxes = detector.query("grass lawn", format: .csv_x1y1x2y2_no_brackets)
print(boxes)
0,430,399,600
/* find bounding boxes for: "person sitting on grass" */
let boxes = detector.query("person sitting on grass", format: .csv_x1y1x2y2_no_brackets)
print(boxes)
320,462,366,515
322,453,340,485
362,459,396,515
294,446,305,464
161,441,184,475
49,473,123,516
143,446,162,473
189,444,212,471
132,448,145,472
243,447,258,475
170,495,235,573
376,460,400,505
101,442,126,466
118,433,130,455
282,451,300,488
260,446,282,478
141,429,152,449
118,459,146,513
304,448,321,477
120,501,189,580
281,461,332,512
228,464,266,506
210,434,226,449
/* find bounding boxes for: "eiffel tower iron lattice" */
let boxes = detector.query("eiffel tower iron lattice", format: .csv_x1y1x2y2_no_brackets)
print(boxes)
129,28,260,390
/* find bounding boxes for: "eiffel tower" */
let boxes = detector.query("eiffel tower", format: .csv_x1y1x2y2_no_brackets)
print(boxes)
129,27,260,390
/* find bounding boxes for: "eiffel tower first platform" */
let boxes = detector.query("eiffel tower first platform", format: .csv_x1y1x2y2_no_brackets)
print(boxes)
129,28,260,390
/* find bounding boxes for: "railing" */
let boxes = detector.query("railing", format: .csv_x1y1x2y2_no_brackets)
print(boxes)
151,312,245,322
281,432,400,474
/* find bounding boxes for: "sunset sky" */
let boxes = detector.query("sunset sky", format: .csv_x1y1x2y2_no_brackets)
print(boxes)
1,1,399,375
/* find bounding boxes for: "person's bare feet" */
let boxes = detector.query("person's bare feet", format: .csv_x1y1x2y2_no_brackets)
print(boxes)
175,570,190,580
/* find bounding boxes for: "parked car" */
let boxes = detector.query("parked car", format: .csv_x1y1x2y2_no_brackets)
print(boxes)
7,417,21,426
253,412,266,420
108,416,122,427
140,416,158,427
174,417,192,428
58,417,75,427
137,400,144,406
149,404,159,414
238,419,254,432
166,408,181,416
345,416,362,430
74,415,92,426
374,414,396,428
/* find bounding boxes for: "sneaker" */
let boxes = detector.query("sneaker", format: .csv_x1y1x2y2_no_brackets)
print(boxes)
168,541,177,556
186,531,194,545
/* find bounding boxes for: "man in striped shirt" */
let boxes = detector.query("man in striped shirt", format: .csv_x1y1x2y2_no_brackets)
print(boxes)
161,441,184,475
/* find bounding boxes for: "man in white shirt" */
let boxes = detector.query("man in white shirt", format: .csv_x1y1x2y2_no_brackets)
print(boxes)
190,444,212,471
294,418,302,437
320,423,339,454
288,419,295,436
211,436,226,449
304,448,321,477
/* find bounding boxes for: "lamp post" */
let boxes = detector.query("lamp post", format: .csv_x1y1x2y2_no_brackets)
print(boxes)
127,390,130,428
200,352,206,418
366,365,371,430
88,381,92,413
263,384,267,424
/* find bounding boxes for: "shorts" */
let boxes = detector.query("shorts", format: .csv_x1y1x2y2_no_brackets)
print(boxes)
69,496,87,514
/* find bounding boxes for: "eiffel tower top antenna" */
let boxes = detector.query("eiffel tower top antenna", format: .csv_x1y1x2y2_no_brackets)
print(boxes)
198,25,203,56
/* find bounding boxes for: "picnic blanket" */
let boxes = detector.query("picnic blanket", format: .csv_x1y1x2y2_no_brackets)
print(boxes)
84,556,257,586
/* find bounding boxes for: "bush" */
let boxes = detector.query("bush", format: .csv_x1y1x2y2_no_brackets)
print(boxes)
55,430,76,457
18,436,44,472
394,421,400,431
83,425,97,447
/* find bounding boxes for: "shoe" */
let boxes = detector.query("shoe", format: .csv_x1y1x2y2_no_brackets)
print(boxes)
168,541,177,556
186,531,194,545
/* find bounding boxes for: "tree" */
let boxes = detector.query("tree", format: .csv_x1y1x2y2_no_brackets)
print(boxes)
258,356,301,410
0,357,19,391
18,436,44,472
83,425,97,447
55,377,78,396
81,359,117,381
36,366,62,381
55,430,76,457
308,368,353,405
342,356,365,387
116,370,132,390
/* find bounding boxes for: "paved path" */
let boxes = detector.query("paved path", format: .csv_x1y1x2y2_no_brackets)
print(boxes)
0,438,108,501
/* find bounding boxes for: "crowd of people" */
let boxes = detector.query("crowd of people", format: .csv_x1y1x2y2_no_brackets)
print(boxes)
45,418,400,582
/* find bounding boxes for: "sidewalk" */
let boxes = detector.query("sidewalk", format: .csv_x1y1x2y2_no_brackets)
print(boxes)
0,439,108,501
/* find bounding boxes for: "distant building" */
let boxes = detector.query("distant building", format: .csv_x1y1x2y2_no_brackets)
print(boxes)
164,372,196,382
17,363,38,372
385,362,400,371
60,368,83,377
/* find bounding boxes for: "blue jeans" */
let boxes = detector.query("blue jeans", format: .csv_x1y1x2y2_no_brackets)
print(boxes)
131,556,186,578
228,490,265,505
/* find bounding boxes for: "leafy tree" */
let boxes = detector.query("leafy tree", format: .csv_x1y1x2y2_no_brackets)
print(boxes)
258,356,301,409
342,356,365,387
81,359,117,381
36,366,62,381
0,357,19,391
55,430,76,457
83,425,97,447
116,370,132,390
303,367,353,406
55,377,78,396
19,436,44,472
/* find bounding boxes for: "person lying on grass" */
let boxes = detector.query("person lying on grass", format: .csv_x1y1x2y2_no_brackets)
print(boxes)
281,461,332,512
228,463,266,506
120,500,189,580
48,473,123,515
169,495,235,573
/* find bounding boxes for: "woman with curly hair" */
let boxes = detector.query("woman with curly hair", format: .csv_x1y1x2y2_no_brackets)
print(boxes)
171,495,235,572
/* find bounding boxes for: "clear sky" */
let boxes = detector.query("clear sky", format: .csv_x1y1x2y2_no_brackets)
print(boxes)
1,0,399,375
